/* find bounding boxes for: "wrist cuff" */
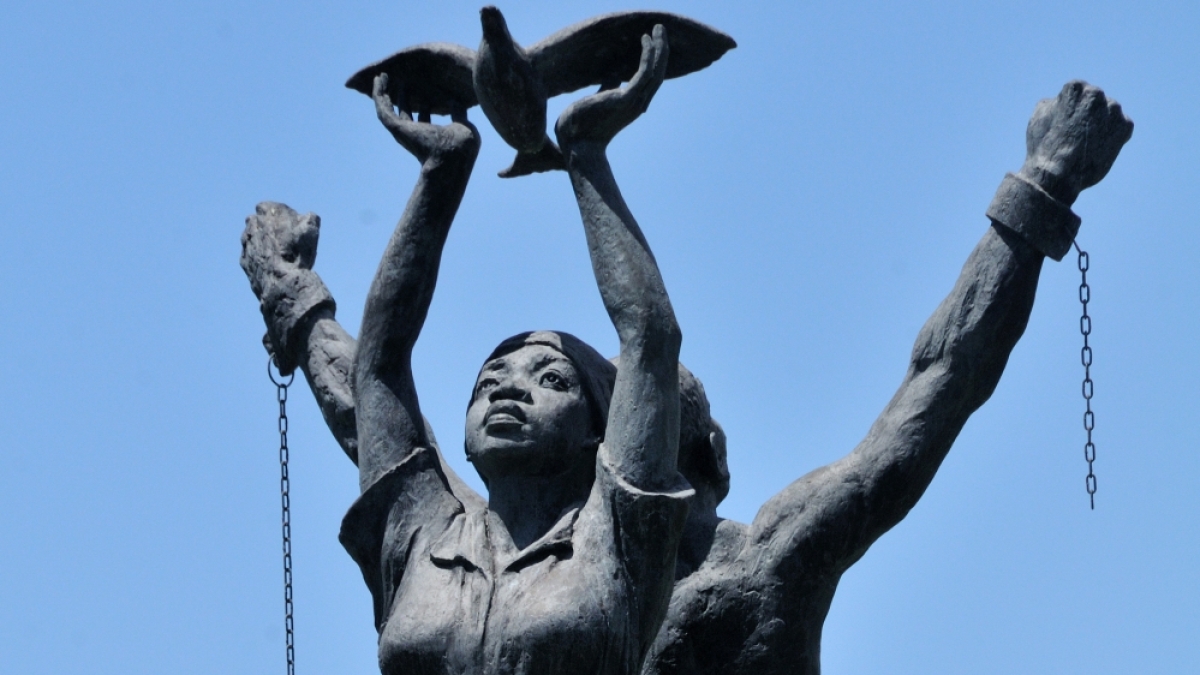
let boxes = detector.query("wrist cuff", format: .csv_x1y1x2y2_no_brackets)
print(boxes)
986,172,1080,261
260,270,335,374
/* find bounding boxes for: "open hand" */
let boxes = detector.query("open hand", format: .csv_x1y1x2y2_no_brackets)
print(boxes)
555,24,670,150
373,73,480,164
1020,81,1133,205
240,202,320,299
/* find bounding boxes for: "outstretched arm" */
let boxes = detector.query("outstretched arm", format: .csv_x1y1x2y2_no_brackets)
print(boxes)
354,74,480,491
241,203,359,462
239,207,470,480
556,26,682,490
749,81,1133,580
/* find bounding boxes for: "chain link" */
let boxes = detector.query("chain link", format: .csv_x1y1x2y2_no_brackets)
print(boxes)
1074,242,1097,509
268,357,296,675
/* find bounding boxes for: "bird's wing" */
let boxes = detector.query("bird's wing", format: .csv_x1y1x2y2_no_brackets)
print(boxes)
345,42,478,115
528,12,736,98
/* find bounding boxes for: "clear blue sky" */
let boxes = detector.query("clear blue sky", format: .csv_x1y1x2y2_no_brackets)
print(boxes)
2,1,1196,673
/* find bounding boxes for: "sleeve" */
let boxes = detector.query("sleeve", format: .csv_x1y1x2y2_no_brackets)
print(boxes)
583,451,693,654
338,446,464,631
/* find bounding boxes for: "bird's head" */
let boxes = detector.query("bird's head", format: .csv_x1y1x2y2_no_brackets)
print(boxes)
480,6,514,44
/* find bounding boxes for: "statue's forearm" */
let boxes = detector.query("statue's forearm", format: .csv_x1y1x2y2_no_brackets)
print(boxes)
842,223,1045,552
566,144,681,490
357,158,474,375
294,308,358,463
567,146,680,348
354,153,476,489
911,224,1044,422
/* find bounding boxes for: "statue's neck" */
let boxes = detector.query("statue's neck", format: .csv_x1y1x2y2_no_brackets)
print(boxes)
485,461,594,551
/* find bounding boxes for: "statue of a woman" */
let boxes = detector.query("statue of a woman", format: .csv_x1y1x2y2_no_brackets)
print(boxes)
244,28,689,675
241,21,1133,675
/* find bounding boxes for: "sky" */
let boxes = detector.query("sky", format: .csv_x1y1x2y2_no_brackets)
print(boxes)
1,1,1197,673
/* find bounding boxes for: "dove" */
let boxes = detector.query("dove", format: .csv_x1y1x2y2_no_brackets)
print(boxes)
346,8,736,177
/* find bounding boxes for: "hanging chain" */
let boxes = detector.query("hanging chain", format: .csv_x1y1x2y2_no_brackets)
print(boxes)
1074,242,1097,509
268,356,296,675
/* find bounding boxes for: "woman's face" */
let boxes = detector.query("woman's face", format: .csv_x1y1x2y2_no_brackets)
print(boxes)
465,344,598,480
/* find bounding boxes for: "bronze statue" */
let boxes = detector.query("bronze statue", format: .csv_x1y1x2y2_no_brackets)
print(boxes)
241,7,1132,675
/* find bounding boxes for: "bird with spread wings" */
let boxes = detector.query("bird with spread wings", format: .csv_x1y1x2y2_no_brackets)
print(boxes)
345,7,736,177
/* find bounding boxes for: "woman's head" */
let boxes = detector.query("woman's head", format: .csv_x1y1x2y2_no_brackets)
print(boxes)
464,331,728,508
465,331,616,484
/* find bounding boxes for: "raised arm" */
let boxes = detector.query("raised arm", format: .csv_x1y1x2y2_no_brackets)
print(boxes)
555,26,682,490
241,203,359,462
240,207,469,482
241,77,484,502
354,74,480,491
749,81,1133,578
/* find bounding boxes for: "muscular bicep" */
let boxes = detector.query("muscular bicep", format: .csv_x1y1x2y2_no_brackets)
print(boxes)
748,225,1043,578
745,364,963,581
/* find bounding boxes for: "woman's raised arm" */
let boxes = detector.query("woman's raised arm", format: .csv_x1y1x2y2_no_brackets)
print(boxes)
555,27,682,491
354,73,481,491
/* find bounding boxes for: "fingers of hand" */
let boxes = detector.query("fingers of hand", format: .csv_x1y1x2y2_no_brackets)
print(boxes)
627,25,667,109
1062,82,1114,129
373,73,414,124
242,214,270,257
651,24,668,73
1026,98,1054,154
372,72,388,99
628,34,654,92
1057,80,1088,112
1107,100,1134,144
1075,89,1133,152
291,213,320,269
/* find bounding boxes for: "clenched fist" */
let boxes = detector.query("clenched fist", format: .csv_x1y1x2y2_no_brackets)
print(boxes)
1019,81,1133,206
240,201,333,375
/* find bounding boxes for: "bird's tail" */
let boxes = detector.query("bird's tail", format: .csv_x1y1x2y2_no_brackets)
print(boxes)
498,138,566,178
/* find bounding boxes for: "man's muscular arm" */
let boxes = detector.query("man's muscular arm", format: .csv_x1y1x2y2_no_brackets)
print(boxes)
748,81,1133,581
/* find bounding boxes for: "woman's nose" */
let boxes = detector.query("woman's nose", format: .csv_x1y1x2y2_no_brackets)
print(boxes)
488,381,532,403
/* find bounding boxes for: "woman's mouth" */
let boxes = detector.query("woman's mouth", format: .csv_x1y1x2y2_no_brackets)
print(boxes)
485,404,526,431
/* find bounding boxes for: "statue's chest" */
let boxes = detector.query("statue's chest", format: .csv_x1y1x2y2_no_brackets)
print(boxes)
379,531,635,675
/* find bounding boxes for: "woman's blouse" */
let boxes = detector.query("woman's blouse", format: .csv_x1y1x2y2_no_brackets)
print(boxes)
340,445,691,675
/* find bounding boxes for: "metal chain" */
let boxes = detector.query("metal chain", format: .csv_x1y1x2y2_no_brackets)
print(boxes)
1074,242,1097,509
268,357,296,675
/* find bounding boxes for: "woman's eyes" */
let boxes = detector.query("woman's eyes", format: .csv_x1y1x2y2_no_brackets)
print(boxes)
475,371,572,396
540,371,569,390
